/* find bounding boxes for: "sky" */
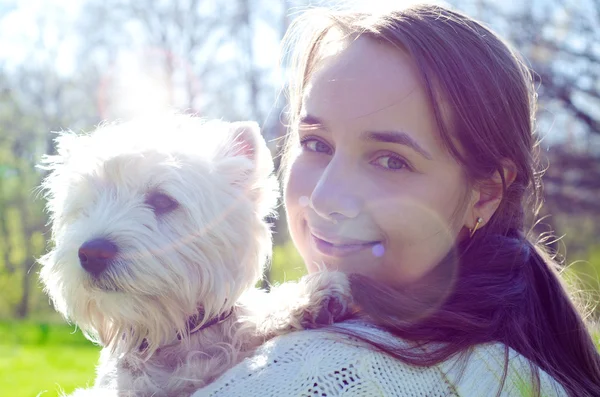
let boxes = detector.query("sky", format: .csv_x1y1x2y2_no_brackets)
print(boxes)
0,0,596,146
0,0,82,74
0,0,453,118
0,0,443,72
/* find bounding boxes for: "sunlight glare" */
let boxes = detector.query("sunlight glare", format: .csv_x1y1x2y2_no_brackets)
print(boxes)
103,52,173,120
349,0,451,13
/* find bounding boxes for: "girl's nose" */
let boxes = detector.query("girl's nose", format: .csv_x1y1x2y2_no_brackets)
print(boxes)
309,157,362,222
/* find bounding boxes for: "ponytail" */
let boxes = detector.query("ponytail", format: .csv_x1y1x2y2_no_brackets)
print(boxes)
517,239,600,395
338,234,600,396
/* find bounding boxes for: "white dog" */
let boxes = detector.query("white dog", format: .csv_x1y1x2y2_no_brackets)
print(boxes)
38,114,351,397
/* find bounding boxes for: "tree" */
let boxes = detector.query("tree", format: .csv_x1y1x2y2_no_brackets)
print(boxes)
74,0,286,123
0,71,49,318
465,0,600,142
0,1,99,317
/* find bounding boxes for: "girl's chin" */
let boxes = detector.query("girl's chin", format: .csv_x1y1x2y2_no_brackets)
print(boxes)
305,253,381,275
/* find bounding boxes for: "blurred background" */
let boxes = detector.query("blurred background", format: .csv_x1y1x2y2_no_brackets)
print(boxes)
0,0,598,395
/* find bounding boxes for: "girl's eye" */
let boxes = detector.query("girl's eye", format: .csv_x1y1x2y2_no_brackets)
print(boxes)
300,138,333,155
373,155,409,171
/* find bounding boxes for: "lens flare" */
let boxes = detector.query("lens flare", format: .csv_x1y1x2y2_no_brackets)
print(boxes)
96,48,202,120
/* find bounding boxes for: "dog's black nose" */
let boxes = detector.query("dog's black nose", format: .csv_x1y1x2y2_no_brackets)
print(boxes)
78,239,118,275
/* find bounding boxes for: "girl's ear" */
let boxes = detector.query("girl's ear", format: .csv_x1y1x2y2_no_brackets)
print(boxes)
466,160,517,229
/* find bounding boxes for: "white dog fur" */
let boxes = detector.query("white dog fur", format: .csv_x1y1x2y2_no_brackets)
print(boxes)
38,114,351,397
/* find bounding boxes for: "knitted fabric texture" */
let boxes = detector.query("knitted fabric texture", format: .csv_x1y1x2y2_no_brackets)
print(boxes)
192,321,567,396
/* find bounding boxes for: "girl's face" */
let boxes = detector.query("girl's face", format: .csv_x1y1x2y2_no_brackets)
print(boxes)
285,37,473,286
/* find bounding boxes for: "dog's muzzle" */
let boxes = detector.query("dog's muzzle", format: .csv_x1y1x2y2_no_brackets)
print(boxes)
78,238,119,276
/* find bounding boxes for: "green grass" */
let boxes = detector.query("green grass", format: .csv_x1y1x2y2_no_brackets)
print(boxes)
0,321,99,397
592,327,600,352
270,239,307,285
0,302,597,397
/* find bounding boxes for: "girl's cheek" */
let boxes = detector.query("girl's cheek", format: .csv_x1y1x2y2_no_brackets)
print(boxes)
288,159,322,195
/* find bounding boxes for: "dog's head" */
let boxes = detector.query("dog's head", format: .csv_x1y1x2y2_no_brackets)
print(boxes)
38,114,278,352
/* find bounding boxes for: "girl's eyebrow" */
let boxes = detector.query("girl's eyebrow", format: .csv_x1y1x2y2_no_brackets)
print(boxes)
299,114,432,161
361,130,433,160
298,114,327,130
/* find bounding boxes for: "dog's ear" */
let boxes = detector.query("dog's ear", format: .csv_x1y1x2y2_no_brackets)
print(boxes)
37,131,83,172
54,132,81,160
223,121,273,182
228,121,263,161
217,121,276,205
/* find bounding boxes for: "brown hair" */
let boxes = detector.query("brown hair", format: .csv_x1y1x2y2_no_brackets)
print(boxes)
280,4,600,396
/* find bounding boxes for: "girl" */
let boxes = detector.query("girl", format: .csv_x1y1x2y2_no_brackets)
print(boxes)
194,4,600,396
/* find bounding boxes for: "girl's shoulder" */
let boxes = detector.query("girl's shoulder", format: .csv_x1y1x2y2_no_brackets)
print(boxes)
439,340,568,397
193,323,455,396
192,321,567,396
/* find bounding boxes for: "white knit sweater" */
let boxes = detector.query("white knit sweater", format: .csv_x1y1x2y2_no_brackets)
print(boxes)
191,320,567,396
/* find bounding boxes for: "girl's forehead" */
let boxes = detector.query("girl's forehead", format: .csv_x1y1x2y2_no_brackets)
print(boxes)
299,37,457,162
303,37,422,114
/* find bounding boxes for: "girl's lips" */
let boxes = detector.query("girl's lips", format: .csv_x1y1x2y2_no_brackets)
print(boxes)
310,233,381,258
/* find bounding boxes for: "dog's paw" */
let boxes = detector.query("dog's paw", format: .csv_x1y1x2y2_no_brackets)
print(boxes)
298,271,354,329
255,271,354,337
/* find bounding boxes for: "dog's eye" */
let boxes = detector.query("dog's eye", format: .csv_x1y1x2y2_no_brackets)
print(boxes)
146,192,178,215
